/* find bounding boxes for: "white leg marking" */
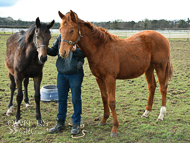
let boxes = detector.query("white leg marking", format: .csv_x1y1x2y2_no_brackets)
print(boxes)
157,106,166,121
26,103,30,108
141,110,151,118
14,120,21,127
6,106,13,116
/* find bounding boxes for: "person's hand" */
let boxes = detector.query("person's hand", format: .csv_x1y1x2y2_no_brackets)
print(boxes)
71,45,77,51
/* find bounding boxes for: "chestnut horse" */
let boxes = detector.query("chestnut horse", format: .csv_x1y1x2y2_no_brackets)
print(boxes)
5,17,54,126
58,10,173,137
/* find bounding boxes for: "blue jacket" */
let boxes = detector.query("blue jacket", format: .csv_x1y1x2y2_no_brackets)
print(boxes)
47,34,85,75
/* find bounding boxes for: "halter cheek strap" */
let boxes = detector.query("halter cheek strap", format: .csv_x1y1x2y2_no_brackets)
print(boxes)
61,19,82,46
33,32,47,49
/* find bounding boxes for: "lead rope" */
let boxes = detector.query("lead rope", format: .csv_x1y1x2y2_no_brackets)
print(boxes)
68,123,92,139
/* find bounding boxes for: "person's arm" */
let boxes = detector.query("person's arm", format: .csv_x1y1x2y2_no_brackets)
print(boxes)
72,45,85,59
47,35,61,56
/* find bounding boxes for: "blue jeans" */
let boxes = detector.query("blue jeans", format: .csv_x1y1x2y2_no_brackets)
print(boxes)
57,72,84,124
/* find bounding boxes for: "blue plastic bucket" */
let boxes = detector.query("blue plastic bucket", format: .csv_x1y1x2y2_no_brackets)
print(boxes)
40,85,58,102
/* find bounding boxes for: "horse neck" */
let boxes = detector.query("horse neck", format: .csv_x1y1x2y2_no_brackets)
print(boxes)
78,25,103,60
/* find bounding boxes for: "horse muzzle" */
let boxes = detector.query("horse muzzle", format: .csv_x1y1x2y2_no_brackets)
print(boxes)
59,50,67,58
40,55,47,63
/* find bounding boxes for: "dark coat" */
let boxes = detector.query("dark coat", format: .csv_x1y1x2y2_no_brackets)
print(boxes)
48,34,85,75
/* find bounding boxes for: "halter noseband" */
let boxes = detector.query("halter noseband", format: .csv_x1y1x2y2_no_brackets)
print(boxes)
37,45,47,48
61,19,82,46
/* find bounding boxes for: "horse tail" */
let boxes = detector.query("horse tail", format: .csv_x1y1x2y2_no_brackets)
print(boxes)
165,53,173,86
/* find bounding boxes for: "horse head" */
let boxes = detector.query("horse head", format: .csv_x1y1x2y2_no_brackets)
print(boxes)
58,10,81,58
34,17,55,63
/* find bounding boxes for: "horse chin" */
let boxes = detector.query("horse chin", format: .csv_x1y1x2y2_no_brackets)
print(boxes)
38,59,45,65
59,52,69,59
60,54,68,59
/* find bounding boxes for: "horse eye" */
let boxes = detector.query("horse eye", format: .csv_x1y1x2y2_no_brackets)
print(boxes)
36,36,39,39
70,29,74,33
45,31,50,35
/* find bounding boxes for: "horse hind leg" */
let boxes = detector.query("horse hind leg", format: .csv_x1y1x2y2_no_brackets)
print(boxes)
6,73,16,116
142,65,156,118
24,78,30,108
155,66,168,121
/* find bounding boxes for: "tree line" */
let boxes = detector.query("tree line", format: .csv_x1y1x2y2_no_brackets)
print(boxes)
93,18,190,30
0,17,60,28
0,16,190,30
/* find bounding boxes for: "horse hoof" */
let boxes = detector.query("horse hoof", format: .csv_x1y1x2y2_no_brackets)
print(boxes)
6,106,13,116
14,120,21,127
38,120,44,127
99,122,106,126
141,115,148,118
157,118,163,121
25,103,30,108
110,133,118,137
6,112,13,116
141,110,150,118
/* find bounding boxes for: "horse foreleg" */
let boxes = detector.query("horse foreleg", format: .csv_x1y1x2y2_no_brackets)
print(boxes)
96,78,110,126
24,78,30,107
142,65,156,118
105,75,118,137
6,73,16,116
33,73,44,126
14,75,23,127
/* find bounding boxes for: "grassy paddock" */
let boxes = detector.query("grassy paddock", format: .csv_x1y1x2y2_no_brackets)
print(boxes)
0,34,190,142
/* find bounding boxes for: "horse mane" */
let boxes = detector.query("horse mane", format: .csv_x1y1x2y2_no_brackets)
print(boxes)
78,19,120,43
18,24,35,48
25,24,35,44
19,23,47,48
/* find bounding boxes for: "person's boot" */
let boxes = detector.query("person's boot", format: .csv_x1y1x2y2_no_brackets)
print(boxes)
71,124,80,135
49,118,66,134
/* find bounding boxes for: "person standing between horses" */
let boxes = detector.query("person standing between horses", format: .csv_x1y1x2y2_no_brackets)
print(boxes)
47,34,85,135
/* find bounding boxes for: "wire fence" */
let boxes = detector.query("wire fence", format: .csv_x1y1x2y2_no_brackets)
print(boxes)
1,28,190,39
108,30,190,39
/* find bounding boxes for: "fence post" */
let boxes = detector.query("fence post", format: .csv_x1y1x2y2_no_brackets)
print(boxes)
187,31,189,41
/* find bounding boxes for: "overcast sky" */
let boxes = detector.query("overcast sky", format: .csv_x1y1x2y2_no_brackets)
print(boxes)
0,0,189,23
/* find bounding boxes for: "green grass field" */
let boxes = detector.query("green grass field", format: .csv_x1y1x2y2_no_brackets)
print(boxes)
0,33,190,142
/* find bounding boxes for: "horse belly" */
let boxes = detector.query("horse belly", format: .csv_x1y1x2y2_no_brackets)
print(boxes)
5,61,14,76
117,55,151,79
117,66,147,79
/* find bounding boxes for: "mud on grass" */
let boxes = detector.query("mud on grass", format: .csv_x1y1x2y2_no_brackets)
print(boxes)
0,34,190,142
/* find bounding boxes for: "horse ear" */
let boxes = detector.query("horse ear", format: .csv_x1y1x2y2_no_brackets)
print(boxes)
35,17,41,28
58,11,65,19
47,20,55,29
70,10,77,23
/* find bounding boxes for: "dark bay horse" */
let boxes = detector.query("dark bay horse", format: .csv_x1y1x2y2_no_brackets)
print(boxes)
5,17,54,127
58,10,173,137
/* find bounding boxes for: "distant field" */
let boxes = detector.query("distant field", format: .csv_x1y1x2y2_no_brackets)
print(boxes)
0,33,190,142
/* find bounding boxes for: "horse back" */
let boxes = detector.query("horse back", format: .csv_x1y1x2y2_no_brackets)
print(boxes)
98,30,170,79
6,31,25,55
134,30,170,63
